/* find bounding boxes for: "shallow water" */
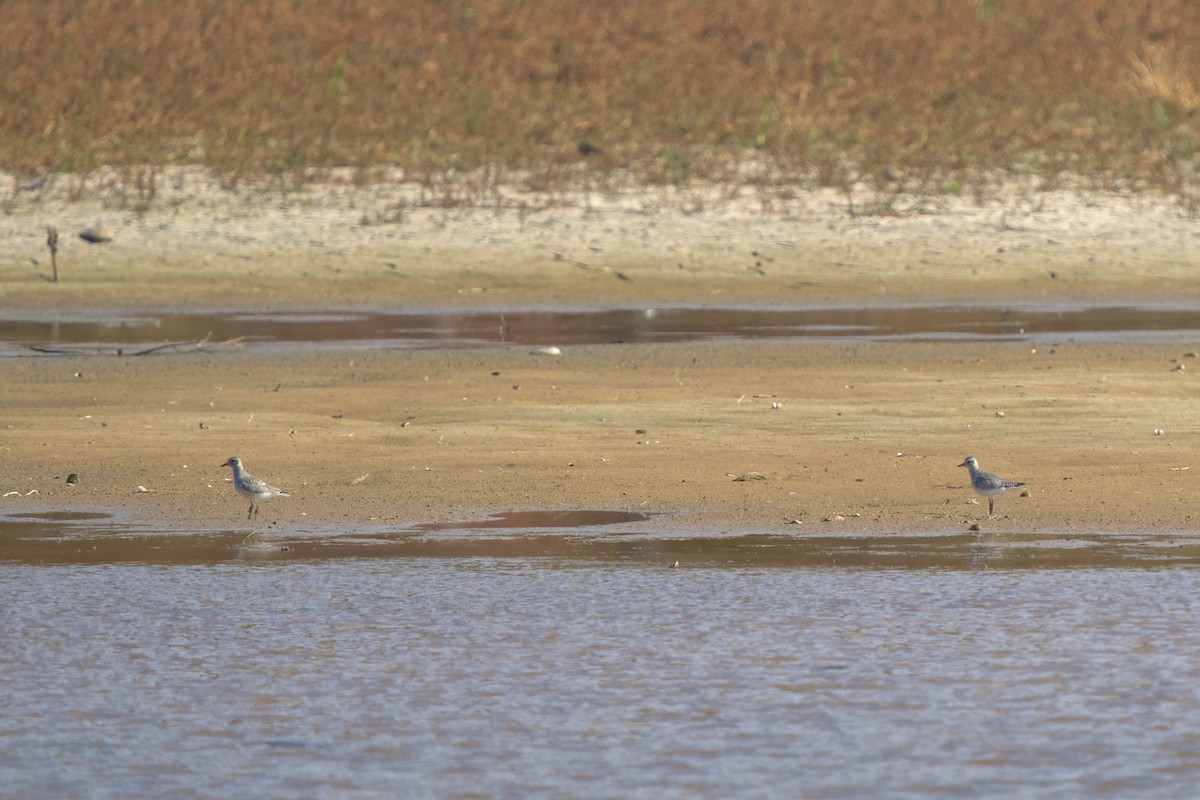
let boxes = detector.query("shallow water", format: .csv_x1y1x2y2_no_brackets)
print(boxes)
5,511,1200,568
4,303,1200,355
4,517,1200,797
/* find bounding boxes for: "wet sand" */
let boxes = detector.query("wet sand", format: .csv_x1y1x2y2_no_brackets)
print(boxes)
2,169,1199,534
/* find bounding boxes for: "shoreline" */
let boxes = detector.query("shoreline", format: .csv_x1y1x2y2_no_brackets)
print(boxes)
2,172,1199,538
3,167,1200,311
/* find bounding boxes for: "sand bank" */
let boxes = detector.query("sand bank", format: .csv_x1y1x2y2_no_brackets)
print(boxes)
1,169,1198,535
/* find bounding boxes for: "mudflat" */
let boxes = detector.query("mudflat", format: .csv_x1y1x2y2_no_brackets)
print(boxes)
2,170,1198,534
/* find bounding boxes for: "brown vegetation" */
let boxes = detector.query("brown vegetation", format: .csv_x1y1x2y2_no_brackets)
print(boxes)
4,1,1200,200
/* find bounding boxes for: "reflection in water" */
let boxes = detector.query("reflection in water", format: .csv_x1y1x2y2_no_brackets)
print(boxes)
3,559,1200,797
3,304,1200,354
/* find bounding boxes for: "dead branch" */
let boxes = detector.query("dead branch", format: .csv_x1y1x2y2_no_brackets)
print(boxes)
131,333,245,356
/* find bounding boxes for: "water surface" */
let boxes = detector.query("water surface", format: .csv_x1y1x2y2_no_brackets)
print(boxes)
3,514,1200,797
4,511,1200,567
3,558,1199,799
4,303,1200,355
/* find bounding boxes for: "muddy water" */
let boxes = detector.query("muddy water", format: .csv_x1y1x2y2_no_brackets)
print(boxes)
4,303,1200,355
4,515,1200,797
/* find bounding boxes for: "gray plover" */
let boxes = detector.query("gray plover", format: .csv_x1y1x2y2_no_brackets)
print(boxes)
959,456,1025,517
221,456,289,520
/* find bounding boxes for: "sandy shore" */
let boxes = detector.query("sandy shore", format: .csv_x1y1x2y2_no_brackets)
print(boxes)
2,168,1199,535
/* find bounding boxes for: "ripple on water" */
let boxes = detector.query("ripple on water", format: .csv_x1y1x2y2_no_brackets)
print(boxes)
2,560,1200,797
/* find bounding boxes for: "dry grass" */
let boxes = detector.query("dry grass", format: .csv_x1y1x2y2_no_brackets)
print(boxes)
4,0,1200,204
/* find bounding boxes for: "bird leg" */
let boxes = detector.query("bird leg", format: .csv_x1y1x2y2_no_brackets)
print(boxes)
988,498,995,517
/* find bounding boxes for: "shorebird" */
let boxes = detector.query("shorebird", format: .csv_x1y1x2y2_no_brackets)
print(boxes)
959,456,1025,517
221,456,289,520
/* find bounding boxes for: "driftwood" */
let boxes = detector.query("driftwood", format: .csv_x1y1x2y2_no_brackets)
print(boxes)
129,332,244,356
27,333,244,357
26,346,91,355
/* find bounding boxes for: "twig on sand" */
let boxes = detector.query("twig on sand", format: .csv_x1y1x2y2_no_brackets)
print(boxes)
553,252,632,281
46,226,59,282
